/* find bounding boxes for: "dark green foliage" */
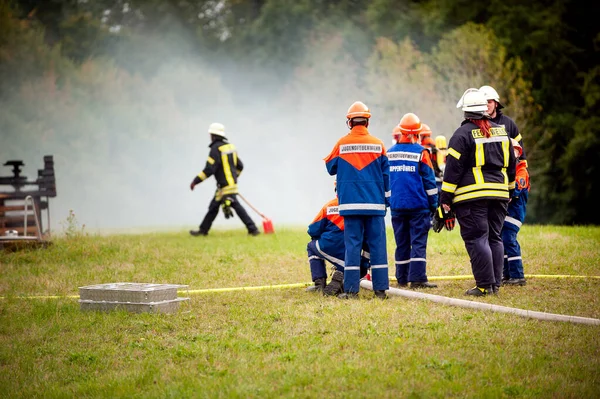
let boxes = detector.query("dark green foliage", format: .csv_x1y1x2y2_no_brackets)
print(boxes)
1,0,598,224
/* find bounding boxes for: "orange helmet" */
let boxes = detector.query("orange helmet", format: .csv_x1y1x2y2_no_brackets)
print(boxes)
420,123,432,138
346,101,371,119
399,113,422,135
392,124,402,143
421,136,435,148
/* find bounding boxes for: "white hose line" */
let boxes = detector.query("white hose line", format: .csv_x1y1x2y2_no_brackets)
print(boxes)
360,280,600,326
425,274,600,281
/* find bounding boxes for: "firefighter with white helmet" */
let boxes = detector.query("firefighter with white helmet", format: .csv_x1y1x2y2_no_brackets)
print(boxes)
479,85,527,167
388,113,438,289
189,122,260,236
438,88,517,296
501,138,530,286
207,122,226,137
324,101,390,299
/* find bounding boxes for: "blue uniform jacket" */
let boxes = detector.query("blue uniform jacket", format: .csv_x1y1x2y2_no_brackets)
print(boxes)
307,198,345,266
324,126,390,216
387,142,438,214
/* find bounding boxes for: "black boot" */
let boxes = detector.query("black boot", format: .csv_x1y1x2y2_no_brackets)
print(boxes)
323,270,344,296
306,277,326,293
374,290,388,300
410,281,438,289
465,286,493,296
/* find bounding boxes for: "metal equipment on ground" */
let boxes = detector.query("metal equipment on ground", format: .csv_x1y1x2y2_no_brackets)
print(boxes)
79,282,190,314
0,156,56,248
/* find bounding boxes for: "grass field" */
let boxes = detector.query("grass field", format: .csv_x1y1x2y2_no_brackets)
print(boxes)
0,224,599,398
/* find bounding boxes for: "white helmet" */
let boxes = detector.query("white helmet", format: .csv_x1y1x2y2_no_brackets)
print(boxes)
208,122,226,138
456,88,488,113
479,85,504,109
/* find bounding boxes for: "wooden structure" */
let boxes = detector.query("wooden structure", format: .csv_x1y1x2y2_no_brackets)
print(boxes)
0,156,56,243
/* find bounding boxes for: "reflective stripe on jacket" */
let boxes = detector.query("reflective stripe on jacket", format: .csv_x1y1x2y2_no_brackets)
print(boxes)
307,197,345,266
324,126,390,216
440,120,516,205
387,142,438,213
197,138,243,193
491,111,527,163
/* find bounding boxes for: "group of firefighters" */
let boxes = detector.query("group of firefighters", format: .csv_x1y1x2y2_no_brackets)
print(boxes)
306,85,530,298
187,85,530,299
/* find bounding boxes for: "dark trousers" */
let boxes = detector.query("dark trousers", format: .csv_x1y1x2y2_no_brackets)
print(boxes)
454,200,508,288
199,194,258,234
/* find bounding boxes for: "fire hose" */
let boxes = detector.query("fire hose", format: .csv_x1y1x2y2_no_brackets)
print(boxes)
359,279,600,326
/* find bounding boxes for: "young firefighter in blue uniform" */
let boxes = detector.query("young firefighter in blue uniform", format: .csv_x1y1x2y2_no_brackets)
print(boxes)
306,182,370,296
440,89,516,296
388,113,439,289
324,101,390,299
502,139,530,286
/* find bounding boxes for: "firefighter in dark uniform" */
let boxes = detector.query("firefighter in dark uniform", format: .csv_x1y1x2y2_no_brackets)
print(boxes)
189,122,260,236
479,85,527,168
440,89,517,296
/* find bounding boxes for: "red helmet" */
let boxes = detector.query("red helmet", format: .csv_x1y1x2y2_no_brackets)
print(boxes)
399,113,422,135
346,101,371,119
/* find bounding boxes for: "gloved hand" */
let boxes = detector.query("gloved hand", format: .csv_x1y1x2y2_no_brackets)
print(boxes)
432,207,445,233
221,198,234,219
190,181,196,191
432,205,456,233
444,209,456,231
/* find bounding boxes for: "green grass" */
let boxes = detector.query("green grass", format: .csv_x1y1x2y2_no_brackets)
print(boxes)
1,225,599,398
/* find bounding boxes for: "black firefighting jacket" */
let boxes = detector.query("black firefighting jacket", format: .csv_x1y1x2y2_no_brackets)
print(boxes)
440,120,516,206
192,138,243,196
490,110,526,163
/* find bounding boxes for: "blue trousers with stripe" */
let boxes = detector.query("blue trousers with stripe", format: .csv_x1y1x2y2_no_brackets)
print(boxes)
307,240,370,282
343,215,389,293
392,212,430,284
501,224,524,279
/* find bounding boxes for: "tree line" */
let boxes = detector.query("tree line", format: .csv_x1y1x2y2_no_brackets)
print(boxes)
1,0,598,225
